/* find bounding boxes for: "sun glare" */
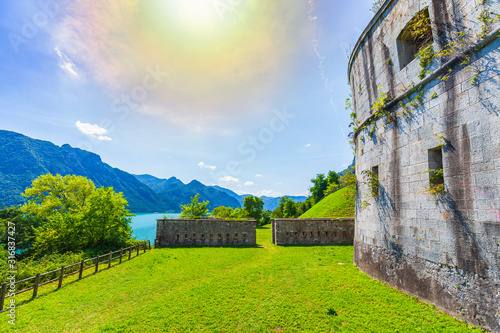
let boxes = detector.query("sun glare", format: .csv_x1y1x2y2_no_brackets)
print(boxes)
171,0,219,33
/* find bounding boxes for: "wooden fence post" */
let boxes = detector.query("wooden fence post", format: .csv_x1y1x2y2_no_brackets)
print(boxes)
136,244,140,256
95,255,100,273
58,266,65,289
108,251,112,268
128,247,132,260
148,240,151,250
0,282,7,311
119,249,123,264
143,241,146,253
33,273,40,299
79,260,84,279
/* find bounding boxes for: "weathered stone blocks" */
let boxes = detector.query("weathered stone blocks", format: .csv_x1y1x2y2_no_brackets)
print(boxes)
349,0,500,331
272,218,354,245
155,218,257,247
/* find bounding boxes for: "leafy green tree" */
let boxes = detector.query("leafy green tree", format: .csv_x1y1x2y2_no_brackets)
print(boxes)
82,187,132,248
20,174,133,257
297,199,313,216
310,174,328,204
260,210,271,225
22,174,95,217
180,193,209,219
339,167,356,188
211,206,235,219
0,206,44,258
243,196,264,224
283,198,298,218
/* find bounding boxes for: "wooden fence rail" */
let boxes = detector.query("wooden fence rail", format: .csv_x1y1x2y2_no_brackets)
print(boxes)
0,241,151,311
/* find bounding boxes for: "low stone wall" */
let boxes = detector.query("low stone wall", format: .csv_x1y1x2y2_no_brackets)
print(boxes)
272,218,355,245
155,218,257,247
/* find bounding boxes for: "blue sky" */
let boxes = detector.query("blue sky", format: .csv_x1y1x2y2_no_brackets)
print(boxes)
0,0,375,197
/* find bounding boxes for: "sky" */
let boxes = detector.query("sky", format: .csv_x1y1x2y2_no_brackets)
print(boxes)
0,0,375,197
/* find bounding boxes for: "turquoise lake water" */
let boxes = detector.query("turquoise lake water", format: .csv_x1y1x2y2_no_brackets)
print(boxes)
130,213,181,241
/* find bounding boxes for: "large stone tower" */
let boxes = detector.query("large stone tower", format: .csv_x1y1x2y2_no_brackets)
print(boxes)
349,0,499,331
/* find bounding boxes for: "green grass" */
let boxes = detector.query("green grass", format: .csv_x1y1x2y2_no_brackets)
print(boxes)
300,185,356,219
1,226,480,332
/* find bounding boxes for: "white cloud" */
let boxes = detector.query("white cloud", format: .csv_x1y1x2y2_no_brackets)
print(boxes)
244,181,255,186
257,189,283,197
198,162,217,170
255,174,263,178
276,182,283,185
55,48,79,77
75,121,112,141
305,143,312,148
219,176,239,183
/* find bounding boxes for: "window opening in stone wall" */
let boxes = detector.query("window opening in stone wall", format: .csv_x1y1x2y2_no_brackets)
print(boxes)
318,231,321,237
427,147,444,193
397,7,433,70
372,165,380,197
325,231,329,237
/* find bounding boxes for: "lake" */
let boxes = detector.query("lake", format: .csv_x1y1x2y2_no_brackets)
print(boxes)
130,213,181,242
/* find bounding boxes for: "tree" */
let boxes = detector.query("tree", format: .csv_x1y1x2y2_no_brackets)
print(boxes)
243,196,264,224
339,167,356,188
283,198,298,218
211,206,232,219
180,194,209,219
21,174,133,257
310,174,328,204
0,206,44,258
370,0,384,14
22,174,95,218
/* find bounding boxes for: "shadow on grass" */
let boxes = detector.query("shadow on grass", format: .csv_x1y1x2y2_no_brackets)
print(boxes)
10,254,146,308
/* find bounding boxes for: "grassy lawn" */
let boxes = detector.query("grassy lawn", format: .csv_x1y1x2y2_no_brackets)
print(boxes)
300,185,355,219
0,226,479,332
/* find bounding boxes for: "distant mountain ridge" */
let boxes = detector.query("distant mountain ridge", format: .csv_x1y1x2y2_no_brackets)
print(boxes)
0,130,306,213
0,130,165,212
134,175,240,210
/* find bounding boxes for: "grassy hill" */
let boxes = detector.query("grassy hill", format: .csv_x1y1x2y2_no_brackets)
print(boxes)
300,185,356,218
2,226,479,332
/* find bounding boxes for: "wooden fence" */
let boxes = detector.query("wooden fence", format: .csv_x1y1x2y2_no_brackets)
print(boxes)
0,241,151,311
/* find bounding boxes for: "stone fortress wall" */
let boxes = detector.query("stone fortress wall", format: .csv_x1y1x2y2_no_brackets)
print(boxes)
272,218,354,245
155,218,256,247
349,0,500,331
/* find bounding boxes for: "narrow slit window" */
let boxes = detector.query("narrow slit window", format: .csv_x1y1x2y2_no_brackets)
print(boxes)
397,8,433,70
427,148,444,190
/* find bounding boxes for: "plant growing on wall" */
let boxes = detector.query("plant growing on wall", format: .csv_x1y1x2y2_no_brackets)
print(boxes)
362,170,379,198
421,169,445,197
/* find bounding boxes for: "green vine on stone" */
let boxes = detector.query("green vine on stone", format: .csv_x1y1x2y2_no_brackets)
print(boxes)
420,169,445,197
362,170,379,198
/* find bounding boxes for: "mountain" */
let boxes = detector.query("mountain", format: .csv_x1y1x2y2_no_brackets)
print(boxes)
134,174,183,193
134,175,241,210
0,130,170,212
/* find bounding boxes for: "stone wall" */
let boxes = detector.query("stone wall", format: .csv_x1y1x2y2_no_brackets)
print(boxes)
349,0,500,331
272,218,354,245
155,219,257,247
